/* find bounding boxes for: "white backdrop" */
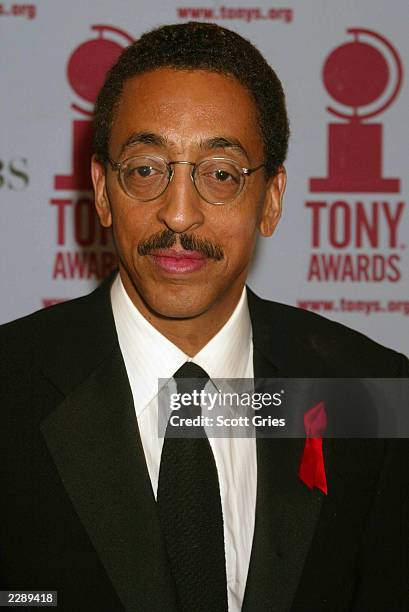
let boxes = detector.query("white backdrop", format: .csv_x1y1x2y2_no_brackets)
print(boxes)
1,0,408,355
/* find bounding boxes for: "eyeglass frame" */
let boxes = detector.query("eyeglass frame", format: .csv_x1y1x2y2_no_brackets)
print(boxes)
107,155,265,205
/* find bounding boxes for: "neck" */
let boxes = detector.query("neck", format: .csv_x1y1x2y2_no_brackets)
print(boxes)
119,272,245,356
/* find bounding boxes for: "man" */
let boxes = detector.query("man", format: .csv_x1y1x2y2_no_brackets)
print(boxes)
1,22,408,612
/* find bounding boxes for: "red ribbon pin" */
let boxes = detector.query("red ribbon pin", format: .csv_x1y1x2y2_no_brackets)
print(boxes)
298,400,328,495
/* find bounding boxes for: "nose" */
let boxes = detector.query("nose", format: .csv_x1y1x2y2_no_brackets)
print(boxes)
156,162,205,234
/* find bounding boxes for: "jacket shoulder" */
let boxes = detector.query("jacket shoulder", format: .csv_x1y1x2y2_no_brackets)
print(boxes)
1,291,95,349
0,278,116,385
247,288,409,376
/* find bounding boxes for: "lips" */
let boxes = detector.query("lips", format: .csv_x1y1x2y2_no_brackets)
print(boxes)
150,248,208,274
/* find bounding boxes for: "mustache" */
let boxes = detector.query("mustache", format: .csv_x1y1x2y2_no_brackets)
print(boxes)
137,229,224,261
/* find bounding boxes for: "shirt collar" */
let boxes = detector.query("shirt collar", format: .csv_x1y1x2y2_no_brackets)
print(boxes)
193,287,252,380
111,273,252,415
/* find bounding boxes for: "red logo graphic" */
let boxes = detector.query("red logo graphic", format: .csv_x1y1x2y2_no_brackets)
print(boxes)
54,25,133,191
48,25,134,287
310,28,403,193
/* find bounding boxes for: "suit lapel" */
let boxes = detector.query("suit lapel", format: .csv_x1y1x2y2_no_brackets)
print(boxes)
39,277,178,612
243,290,326,611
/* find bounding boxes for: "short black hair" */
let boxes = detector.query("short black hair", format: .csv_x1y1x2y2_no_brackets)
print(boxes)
94,22,289,176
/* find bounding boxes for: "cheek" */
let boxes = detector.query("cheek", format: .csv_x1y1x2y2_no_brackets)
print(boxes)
111,203,154,252
216,205,261,260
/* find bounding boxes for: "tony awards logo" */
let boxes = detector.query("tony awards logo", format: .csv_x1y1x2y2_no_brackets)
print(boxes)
310,28,402,193
48,25,133,288
55,24,133,190
305,28,405,283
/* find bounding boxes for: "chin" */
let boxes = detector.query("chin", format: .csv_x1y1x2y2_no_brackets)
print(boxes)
137,274,222,319
148,293,211,320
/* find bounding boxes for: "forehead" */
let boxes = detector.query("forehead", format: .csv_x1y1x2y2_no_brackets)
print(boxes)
109,68,263,159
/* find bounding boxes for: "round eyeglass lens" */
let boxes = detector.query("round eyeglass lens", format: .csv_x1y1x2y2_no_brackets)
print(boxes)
195,159,243,203
121,156,168,200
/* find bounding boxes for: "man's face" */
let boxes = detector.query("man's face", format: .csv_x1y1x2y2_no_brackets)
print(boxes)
92,68,285,319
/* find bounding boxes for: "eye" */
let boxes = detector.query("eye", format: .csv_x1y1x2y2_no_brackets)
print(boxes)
214,169,233,182
132,166,153,177
125,161,165,180
200,163,241,185
132,165,154,178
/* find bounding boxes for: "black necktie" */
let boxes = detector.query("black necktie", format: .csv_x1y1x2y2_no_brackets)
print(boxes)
157,362,228,612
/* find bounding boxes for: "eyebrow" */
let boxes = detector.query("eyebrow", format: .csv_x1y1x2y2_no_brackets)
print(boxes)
198,136,250,161
119,131,167,157
119,131,250,162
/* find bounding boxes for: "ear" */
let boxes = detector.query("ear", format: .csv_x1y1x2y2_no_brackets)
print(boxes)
91,154,112,228
259,166,286,237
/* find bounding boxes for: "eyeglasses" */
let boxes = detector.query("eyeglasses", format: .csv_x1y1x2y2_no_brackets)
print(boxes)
108,155,264,205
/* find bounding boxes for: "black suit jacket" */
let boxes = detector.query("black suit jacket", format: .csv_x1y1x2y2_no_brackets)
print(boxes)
1,275,408,611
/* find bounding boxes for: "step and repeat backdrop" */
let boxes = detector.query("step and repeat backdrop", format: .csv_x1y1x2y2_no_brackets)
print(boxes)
1,0,408,354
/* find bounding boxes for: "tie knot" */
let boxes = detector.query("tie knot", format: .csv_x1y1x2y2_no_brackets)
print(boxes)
173,362,209,395
174,361,209,379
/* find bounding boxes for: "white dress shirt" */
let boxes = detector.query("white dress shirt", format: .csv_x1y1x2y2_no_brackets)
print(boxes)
111,274,256,612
